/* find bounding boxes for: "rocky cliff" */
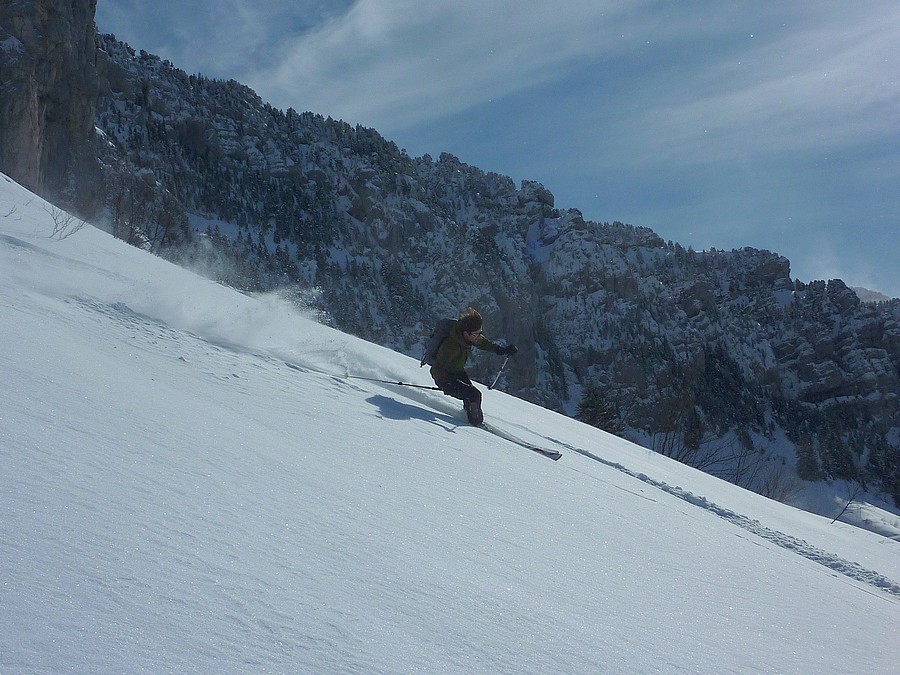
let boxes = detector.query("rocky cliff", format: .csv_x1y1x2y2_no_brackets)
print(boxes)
0,0,101,213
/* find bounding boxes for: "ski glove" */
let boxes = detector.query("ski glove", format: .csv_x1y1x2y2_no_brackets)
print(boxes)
496,344,518,356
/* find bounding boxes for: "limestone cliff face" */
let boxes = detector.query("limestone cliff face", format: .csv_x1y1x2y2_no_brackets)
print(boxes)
0,0,100,210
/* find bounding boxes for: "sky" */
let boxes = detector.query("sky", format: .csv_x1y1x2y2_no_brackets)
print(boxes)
94,1,900,297
2,173,899,672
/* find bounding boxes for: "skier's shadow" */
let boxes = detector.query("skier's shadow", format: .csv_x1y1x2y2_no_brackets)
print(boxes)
366,395,460,429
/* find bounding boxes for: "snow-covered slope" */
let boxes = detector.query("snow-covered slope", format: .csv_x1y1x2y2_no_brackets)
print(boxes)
2,173,898,673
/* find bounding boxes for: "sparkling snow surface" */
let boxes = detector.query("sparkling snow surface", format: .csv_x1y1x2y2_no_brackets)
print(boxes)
2,174,898,673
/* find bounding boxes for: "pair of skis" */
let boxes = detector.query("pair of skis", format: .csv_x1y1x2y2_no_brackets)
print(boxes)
346,372,562,461
481,422,562,461
531,446,563,461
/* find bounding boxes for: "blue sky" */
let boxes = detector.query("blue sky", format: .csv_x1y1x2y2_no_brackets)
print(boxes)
95,1,900,297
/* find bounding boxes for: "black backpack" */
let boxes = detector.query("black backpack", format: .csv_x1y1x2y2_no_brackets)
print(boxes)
420,318,457,367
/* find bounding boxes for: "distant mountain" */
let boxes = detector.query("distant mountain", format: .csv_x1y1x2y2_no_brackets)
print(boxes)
853,287,895,303
0,2,897,506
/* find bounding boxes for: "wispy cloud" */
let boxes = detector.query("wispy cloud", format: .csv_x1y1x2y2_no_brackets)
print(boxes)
241,0,661,129
235,1,898,176
98,1,351,78
100,1,899,156
616,5,900,167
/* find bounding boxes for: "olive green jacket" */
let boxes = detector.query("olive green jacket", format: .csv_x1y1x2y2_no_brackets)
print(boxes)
430,322,497,383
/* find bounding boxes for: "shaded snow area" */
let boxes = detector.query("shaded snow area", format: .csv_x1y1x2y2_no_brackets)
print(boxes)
1,173,898,672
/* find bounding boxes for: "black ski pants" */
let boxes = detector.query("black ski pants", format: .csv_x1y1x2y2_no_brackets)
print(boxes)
435,372,481,406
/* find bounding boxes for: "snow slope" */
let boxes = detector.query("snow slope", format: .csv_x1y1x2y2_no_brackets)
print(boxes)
1,173,898,673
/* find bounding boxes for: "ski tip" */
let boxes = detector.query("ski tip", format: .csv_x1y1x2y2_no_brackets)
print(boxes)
532,447,562,461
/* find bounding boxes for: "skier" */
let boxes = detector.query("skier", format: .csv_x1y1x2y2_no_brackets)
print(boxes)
428,308,517,425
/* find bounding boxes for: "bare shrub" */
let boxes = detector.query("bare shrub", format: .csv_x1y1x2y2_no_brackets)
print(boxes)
44,205,86,240
831,481,866,524
757,460,803,503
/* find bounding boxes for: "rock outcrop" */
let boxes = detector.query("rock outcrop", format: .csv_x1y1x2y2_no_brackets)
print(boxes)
0,0,101,212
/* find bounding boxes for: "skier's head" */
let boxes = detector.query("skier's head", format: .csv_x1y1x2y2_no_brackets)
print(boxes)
459,308,483,342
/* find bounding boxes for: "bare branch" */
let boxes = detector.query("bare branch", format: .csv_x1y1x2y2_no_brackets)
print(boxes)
44,205,86,240
831,481,865,524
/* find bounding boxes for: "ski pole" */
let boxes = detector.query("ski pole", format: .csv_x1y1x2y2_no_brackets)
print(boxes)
347,375,442,390
488,356,509,390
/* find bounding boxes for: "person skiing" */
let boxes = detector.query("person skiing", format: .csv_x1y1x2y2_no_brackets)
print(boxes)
429,308,517,426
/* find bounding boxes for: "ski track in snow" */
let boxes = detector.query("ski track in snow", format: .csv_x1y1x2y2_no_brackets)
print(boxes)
543,438,900,599
279,352,900,602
